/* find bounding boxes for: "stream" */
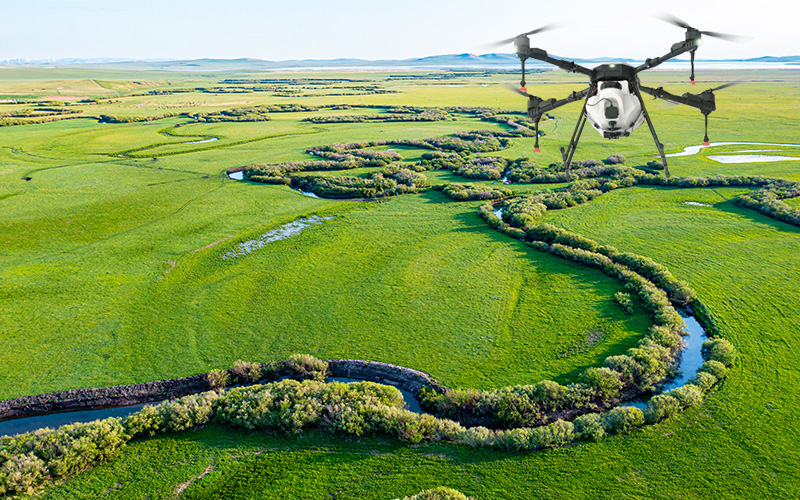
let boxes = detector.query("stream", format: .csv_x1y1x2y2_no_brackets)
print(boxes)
0,313,707,437
665,142,800,162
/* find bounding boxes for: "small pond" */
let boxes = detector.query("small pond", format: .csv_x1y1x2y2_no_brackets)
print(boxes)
184,137,219,145
223,215,335,259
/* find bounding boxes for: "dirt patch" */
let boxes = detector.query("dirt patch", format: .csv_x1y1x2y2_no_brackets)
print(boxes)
192,235,233,253
174,460,215,498
160,260,177,274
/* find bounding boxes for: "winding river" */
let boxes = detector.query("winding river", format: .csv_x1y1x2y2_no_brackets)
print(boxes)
0,312,707,437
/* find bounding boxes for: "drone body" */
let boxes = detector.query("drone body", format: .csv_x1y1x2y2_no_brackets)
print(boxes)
498,16,747,178
585,69,644,139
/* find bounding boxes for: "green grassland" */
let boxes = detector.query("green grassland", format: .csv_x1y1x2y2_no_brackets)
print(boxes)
1,66,799,498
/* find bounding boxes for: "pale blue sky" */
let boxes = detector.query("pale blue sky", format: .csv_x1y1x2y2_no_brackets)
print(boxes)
0,0,794,61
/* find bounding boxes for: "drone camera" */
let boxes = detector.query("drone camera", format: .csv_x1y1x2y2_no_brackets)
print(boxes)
605,104,620,119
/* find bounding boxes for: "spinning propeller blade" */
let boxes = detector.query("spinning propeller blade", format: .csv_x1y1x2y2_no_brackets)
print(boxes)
489,23,560,47
505,84,533,98
655,12,752,43
708,80,744,92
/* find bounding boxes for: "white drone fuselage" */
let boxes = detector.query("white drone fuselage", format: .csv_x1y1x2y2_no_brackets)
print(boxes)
585,80,645,139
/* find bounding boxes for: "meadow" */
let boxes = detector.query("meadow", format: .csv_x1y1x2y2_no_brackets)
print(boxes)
0,65,799,498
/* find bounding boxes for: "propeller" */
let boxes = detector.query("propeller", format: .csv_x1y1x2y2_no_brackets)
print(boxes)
506,84,534,98
706,80,744,92
655,13,752,43
489,23,560,48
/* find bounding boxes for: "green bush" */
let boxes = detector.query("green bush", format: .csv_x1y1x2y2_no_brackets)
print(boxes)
688,371,718,392
614,291,635,314
495,389,543,427
666,384,703,408
206,369,230,391
0,418,129,496
395,486,475,500
644,394,681,424
604,355,643,387
288,353,328,381
698,360,729,380
573,413,606,441
528,420,575,449
702,338,737,366
440,183,514,201
581,367,623,399
602,407,645,434
232,360,263,383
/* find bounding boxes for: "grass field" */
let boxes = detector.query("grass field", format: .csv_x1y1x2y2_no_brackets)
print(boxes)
1,66,799,498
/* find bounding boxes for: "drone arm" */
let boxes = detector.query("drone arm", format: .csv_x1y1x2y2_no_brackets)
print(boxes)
527,87,592,120
638,85,714,114
634,39,700,74
520,48,594,77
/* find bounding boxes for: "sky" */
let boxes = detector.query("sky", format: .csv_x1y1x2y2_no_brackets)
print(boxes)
0,0,796,62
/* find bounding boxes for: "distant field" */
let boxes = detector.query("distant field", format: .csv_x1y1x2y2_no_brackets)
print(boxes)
1,67,799,499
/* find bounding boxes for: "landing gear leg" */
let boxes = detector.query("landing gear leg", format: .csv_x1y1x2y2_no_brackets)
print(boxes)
560,106,588,178
633,84,670,178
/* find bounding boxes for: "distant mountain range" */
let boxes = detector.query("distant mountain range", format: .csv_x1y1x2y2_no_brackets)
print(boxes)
2,54,799,71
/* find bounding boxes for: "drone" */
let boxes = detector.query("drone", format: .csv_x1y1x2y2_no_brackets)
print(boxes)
495,14,749,178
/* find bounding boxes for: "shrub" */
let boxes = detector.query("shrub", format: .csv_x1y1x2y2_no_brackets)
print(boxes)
688,371,718,392
395,486,475,500
288,353,328,381
528,420,574,449
614,292,635,314
644,394,681,423
698,360,728,380
440,183,514,201
0,418,129,496
604,355,643,387
420,387,498,421
501,198,547,229
530,380,566,409
702,338,737,366
666,384,703,408
573,413,606,441
0,452,47,496
602,407,645,434
232,360,262,383
495,389,544,427
581,367,623,399
206,369,230,391
604,154,626,165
